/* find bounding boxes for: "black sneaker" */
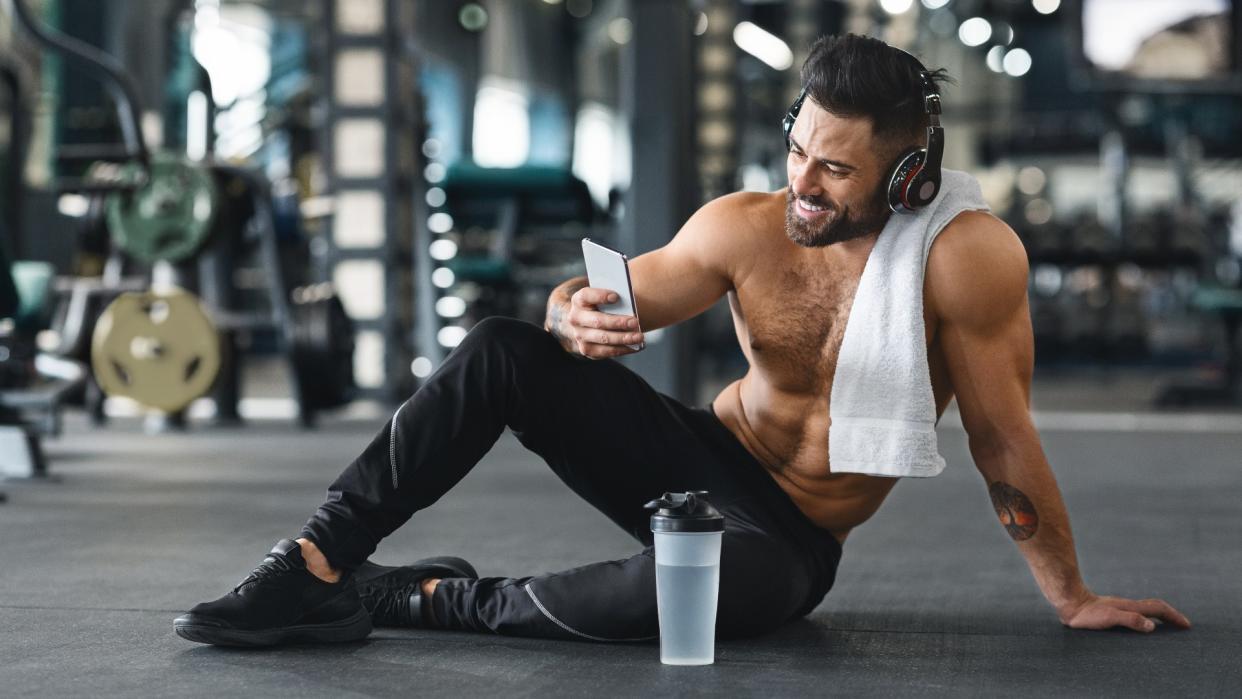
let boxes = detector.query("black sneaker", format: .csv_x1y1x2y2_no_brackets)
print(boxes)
173,539,372,647
356,556,477,627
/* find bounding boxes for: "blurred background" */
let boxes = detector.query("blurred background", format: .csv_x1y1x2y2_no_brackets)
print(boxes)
2,0,1242,474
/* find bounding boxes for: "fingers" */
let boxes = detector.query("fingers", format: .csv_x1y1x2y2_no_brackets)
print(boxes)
573,308,639,332
575,327,645,347
575,340,641,360
1117,611,1157,633
566,288,642,358
571,288,640,326
1075,607,1155,633
569,318,643,359
572,287,624,311
1115,598,1193,629
1068,597,1192,633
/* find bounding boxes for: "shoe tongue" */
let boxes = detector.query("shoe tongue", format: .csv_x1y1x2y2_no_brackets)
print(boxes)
268,538,305,566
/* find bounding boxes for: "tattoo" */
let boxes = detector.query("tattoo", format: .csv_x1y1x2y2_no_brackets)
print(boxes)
989,481,1038,541
546,279,586,348
547,302,568,336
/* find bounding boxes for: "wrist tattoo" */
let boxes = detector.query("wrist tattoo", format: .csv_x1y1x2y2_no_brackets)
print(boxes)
547,280,585,336
548,302,567,334
989,481,1038,541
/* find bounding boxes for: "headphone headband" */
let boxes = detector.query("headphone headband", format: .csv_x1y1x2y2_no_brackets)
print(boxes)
782,44,945,213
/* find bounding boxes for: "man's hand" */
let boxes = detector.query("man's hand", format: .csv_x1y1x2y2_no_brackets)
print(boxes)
1058,592,1191,633
546,282,644,359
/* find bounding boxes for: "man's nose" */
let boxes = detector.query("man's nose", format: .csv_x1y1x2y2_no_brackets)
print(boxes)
789,160,820,197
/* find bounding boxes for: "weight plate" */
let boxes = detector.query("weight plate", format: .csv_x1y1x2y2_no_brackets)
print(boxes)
105,152,218,265
290,285,355,412
90,288,221,412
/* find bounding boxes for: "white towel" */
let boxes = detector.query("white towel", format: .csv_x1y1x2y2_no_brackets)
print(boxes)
828,169,990,478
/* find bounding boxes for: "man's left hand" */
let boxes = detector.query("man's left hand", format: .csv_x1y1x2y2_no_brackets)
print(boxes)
1059,592,1191,632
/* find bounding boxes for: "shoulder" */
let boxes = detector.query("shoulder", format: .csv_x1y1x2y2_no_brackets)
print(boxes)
925,210,1029,328
690,189,782,231
674,189,785,278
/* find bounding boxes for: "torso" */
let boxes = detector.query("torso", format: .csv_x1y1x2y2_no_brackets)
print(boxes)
709,191,958,545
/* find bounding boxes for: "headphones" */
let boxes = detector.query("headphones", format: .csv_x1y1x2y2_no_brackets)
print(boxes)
782,50,944,214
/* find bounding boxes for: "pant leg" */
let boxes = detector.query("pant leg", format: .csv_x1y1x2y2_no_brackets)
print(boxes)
430,500,829,642
299,315,841,641
301,316,755,570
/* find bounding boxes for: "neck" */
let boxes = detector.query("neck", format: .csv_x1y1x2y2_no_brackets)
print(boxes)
828,227,883,263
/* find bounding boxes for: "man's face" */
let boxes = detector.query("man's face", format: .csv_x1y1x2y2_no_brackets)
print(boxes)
784,99,892,248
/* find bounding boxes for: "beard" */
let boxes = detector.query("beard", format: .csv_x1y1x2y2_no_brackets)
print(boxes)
784,185,891,248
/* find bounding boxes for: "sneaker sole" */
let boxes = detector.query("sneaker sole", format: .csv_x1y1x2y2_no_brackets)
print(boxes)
174,607,372,647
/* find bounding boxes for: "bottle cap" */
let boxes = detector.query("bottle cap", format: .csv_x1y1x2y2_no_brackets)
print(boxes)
644,491,725,533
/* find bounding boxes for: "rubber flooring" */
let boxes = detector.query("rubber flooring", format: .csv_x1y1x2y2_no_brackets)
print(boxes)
1,408,1238,697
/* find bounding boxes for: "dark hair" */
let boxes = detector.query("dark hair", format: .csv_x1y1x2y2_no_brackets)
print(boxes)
799,34,952,151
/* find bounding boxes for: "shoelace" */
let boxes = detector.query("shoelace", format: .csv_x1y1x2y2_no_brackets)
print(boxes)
234,554,296,592
360,577,413,626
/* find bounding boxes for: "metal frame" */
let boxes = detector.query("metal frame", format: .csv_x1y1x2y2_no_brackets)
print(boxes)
319,0,423,401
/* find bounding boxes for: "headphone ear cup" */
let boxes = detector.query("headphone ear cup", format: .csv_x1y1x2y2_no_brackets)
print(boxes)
909,163,941,207
782,88,807,153
886,149,926,213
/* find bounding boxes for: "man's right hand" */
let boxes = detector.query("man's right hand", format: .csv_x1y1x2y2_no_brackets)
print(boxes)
549,286,645,359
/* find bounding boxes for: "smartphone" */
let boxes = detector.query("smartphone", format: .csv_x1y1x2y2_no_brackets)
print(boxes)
581,238,644,351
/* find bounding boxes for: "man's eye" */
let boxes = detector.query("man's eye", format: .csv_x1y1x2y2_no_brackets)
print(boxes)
791,150,806,159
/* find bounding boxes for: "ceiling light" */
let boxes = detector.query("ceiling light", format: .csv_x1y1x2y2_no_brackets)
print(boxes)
733,21,793,71
986,45,1006,73
880,0,914,14
1032,0,1060,15
1003,48,1032,77
958,17,992,47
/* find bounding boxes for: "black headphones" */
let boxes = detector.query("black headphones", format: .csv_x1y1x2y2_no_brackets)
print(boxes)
782,51,944,214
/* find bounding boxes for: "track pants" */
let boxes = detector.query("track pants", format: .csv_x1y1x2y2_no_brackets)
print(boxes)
301,316,843,641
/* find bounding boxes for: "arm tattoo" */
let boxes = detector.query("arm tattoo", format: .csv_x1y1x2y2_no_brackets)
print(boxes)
989,481,1038,541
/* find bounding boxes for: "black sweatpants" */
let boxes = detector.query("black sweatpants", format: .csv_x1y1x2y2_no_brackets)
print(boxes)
301,316,843,641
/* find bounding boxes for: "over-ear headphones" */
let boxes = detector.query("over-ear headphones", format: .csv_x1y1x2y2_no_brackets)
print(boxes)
782,50,944,214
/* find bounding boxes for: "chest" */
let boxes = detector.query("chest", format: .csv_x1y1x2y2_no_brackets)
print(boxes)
731,259,940,393
730,260,859,392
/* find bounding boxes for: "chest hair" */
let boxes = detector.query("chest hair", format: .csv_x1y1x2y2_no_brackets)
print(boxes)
745,263,863,393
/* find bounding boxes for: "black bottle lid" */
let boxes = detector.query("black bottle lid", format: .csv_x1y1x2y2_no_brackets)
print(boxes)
644,491,725,533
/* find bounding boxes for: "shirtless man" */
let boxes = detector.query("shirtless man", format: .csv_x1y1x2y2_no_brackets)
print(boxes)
175,34,1189,647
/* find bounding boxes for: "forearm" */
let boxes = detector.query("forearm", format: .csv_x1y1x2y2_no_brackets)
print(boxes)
972,429,1091,619
544,275,587,353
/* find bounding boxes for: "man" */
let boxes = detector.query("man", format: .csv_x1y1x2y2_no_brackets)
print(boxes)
175,34,1189,647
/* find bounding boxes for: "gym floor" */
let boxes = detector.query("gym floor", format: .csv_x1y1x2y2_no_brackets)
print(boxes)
1,368,1239,697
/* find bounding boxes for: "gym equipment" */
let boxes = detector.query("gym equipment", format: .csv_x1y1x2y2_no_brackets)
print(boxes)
2,245,86,483
783,46,943,214
9,0,150,192
8,261,54,332
9,0,355,430
1,56,30,260
436,164,601,331
289,283,355,415
105,153,219,265
1155,286,1242,407
90,288,221,413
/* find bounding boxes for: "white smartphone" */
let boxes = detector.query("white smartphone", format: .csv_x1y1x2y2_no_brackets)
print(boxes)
581,238,644,351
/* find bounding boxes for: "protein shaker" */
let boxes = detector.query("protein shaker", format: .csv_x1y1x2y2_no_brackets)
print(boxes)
645,491,725,666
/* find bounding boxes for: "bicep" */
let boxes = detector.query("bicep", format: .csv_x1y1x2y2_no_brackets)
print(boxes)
627,199,737,332
942,296,1036,453
931,214,1036,455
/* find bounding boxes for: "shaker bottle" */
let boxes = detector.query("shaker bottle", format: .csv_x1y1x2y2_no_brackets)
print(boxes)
644,490,725,666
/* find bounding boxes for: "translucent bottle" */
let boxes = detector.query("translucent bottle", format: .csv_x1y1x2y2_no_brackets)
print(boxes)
645,491,725,666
